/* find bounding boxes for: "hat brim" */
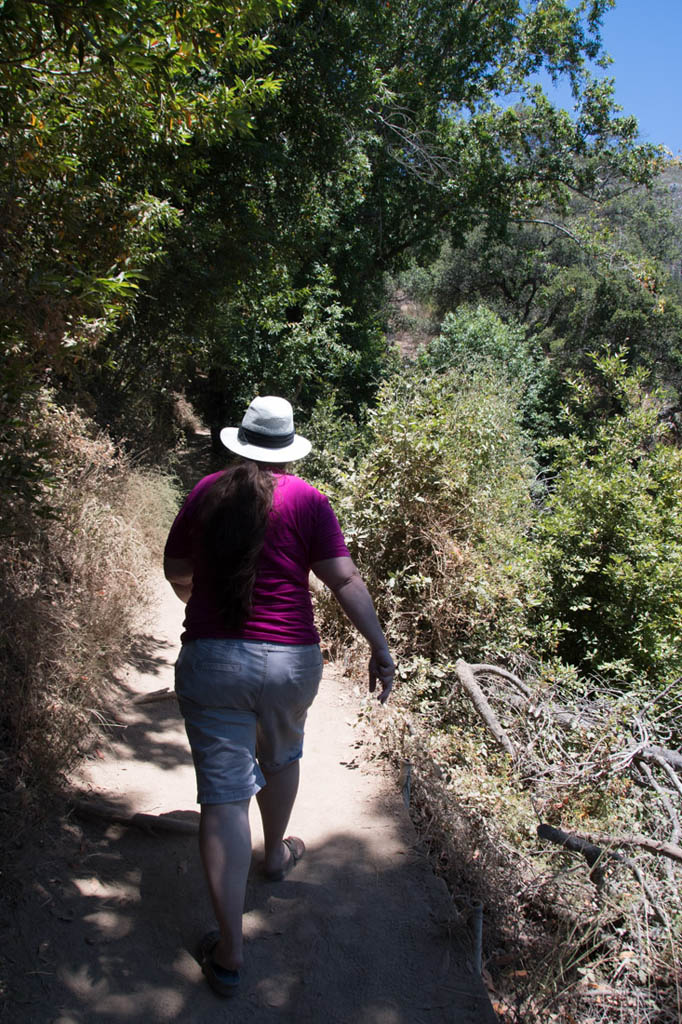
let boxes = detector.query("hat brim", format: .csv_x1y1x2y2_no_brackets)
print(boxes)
219,427,312,463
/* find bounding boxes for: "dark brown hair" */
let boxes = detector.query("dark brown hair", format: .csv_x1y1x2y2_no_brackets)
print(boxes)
198,460,276,629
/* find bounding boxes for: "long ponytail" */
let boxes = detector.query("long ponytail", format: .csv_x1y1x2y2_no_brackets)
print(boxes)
198,461,276,629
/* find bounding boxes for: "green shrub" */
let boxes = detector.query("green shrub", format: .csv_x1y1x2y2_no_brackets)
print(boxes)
315,367,546,666
417,304,559,443
536,350,682,688
299,391,367,495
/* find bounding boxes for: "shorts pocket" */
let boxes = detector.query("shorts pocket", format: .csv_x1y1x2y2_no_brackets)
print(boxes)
175,641,256,710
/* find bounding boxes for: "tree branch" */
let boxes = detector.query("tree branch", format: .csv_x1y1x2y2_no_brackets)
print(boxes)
468,664,532,699
454,659,516,759
537,823,669,926
515,218,584,246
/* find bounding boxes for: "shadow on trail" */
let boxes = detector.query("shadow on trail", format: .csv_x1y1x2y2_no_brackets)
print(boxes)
90,629,189,777
124,633,176,675
7,652,494,1022
7,812,491,1024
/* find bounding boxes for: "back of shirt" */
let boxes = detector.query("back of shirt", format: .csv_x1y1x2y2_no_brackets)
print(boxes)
164,471,349,644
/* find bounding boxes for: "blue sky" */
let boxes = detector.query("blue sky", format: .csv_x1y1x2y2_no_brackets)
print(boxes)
540,0,682,156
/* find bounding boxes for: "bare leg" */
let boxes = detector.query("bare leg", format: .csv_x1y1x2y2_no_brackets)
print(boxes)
256,760,300,875
199,800,251,971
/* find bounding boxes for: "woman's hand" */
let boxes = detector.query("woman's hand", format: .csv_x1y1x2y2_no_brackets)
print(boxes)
369,645,395,704
311,557,395,703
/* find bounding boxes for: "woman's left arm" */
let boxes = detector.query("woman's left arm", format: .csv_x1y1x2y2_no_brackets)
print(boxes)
164,556,193,604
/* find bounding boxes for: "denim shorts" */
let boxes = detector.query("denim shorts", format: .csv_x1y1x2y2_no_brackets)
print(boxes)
175,638,323,804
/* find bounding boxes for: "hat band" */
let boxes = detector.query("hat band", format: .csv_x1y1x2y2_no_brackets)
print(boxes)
238,425,296,450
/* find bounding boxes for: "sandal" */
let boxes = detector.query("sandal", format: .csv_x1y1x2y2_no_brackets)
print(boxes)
262,836,305,882
197,931,240,998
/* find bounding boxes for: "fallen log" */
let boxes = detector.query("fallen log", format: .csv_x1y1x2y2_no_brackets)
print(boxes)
70,797,199,835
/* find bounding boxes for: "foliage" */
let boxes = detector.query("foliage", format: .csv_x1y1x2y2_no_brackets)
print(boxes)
299,392,369,495
182,264,387,440
416,304,560,441
89,0,665,439
412,166,682,404
0,0,292,477
0,392,179,792
1,0,289,331
536,350,682,686
315,368,545,665
2,0,665,431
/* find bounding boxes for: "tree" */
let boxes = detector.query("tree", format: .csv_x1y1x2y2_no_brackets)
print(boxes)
536,350,682,683
0,0,293,486
0,0,291,389
407,165,682,429
2,0,667,449
103,0,666,437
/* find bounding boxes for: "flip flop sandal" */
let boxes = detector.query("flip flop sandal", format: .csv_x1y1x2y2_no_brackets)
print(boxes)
197,931,240,998
262,836,305,882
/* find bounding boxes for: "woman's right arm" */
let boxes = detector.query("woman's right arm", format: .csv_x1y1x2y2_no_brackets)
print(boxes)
311,555,395,704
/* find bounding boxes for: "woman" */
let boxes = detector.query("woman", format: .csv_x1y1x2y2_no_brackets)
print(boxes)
164,395,395,997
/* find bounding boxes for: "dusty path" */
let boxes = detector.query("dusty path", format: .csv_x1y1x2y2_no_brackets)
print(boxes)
5,573,497,1023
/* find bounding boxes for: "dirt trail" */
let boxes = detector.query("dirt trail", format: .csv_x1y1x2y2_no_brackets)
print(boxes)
5,572,497,1023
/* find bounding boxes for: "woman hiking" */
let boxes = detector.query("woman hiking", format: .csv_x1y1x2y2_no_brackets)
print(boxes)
164,395,395,997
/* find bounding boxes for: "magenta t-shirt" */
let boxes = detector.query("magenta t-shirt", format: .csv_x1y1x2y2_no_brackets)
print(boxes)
164,472,349,644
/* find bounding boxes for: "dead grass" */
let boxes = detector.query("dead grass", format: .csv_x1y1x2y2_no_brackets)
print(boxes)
0,393,179,801
171,392,204,436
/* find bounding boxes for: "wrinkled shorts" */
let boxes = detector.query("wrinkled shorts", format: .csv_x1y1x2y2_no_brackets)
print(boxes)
175,638,323,805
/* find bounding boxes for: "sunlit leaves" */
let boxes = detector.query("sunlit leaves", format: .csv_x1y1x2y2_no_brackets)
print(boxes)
537,351,682,681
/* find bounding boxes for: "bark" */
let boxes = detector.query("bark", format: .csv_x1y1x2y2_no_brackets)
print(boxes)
592,832,682,865
454,660,516,759
468,664,532,699
635,746,682,773
538,823,682,867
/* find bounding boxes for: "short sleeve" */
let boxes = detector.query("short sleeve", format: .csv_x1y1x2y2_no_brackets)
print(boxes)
309,493,350,563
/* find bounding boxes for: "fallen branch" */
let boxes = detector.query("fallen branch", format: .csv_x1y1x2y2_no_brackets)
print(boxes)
468,664,532,699
537,823,669,926
635,746,682,773
466,665,601,733
454,660,516,759
538,823,682,867
537,823,608,882
132,687,176,705
591,832,682,865
70,797,199,835
652,755,682,800
549,709,600,731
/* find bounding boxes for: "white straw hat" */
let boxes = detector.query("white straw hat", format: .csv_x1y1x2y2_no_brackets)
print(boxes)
219,396,311,463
